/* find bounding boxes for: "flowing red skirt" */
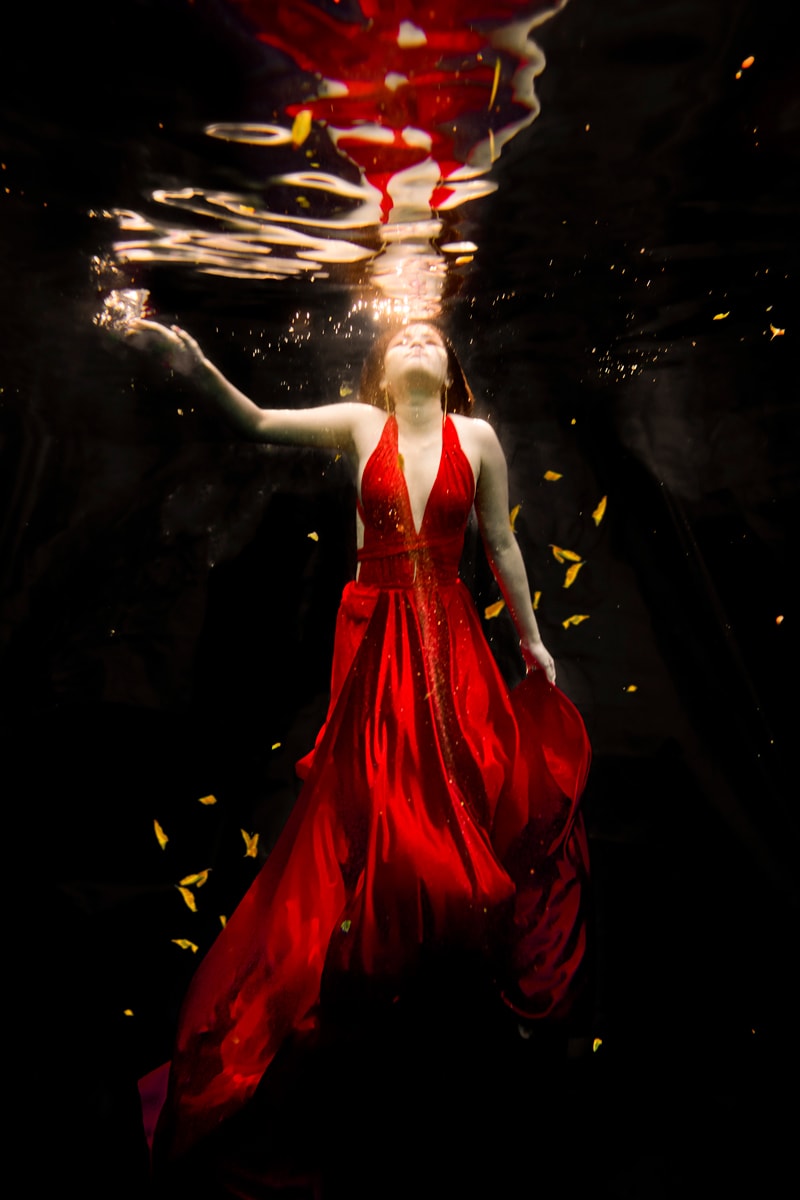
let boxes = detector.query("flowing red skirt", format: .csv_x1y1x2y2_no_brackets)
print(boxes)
152,578,590,1161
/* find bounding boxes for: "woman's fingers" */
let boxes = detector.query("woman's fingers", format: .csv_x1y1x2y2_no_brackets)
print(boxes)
522,641,556,684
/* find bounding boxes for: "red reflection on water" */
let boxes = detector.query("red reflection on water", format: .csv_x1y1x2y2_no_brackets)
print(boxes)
227,0,563,218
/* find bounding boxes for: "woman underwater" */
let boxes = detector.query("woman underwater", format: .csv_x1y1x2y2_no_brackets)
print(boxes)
127,317,591,1181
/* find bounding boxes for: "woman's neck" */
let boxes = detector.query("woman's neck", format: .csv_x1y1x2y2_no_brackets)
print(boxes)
393,391,444,437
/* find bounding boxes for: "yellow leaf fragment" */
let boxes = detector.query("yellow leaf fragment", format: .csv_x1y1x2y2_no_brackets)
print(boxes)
592,495,607,526
550,544,582,564
509,503,521,532
769,324,785,340
154,819,168,850
484,599,506,620
179,869,210,888
543,471,562,482
176,886,197,913
563,561,585,589
339,383,353,397
713,311,730,320
592,1037,603,1053
197,794,217,806
562,614,590,629
171,938,199,954
307,531,319,541
625,684,638,693
219,915,227,929
241,829,260,858
488,55,501,110
291,109,313,146
532,591,541,611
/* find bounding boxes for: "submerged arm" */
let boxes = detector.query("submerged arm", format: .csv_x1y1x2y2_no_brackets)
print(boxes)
125,319,365,452
473,421,556,683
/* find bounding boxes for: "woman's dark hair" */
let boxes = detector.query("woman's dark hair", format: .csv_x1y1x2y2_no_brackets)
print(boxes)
358,323,475,415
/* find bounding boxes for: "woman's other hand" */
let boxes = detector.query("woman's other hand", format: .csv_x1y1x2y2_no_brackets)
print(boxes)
125,320,204,377
521,639,556,684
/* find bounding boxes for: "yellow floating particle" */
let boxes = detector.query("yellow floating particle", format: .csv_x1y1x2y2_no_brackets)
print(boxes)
271,742,281,750
509,503,522,531
171,939,199,953
592,1037,603,1053
484,599,506,619
176,886,197,913
563,561,585,589
543,470,562,481
625,684,638,693
339,383,353,397
741,55,755,68
123,1009,134,1017
219,915,227,929
735,69,742,78
713,311,730,320
592,495,607,526
532,591,541,610
291,109,313,146
488,56,501,109
197,794,217,806
154,819,168,850
341,919,352,933
241,829,260,858
297,196,311,209
769,324,785,340
550,544,582,564
179,869,210,888
776,615,784,624
308,531,319,541
562,614,590,629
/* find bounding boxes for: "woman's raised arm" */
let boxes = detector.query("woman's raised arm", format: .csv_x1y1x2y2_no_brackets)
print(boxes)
472,419,556,683
125,319,369,452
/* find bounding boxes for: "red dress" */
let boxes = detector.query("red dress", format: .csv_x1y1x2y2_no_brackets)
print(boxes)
155,415,590,1160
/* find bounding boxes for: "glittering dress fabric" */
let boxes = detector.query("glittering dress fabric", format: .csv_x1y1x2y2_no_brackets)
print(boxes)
155,415,591,1163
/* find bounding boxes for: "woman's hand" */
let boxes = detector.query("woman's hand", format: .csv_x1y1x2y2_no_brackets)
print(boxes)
521,639,556,684
125,319,205,377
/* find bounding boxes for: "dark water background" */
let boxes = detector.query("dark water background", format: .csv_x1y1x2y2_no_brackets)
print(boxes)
2,1,797,1195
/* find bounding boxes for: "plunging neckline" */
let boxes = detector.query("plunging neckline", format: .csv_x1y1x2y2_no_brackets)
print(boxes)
394,414,446,538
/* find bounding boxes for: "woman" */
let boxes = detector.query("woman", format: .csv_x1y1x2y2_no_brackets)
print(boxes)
127,317,591,1169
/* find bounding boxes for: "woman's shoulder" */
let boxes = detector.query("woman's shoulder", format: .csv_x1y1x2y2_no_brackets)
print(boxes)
450,413,502,453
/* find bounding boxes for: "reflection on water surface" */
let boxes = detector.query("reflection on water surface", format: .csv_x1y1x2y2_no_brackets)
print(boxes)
104,0,566,319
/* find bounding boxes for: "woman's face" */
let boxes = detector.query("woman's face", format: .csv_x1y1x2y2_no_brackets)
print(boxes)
382,323,449,399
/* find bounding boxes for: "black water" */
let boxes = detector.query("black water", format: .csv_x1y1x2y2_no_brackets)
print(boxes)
2,1,797,1196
